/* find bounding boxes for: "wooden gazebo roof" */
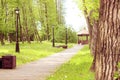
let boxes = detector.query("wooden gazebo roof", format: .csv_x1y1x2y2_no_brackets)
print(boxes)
77,29,89,36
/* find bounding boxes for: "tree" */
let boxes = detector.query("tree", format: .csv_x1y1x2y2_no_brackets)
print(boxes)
75,0,100,71
0,0,65,45
36,0,56,40
55,0,64,24
54,25,77,43
0,0,6,45
75,0,99,55
95,0,120,80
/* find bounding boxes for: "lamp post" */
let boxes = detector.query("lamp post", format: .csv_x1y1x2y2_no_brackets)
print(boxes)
15,7,20,53
52,26,55,47
65,27,68,46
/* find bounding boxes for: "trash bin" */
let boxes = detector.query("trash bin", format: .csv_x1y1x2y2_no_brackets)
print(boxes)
2,55,16,69
0,58,2,68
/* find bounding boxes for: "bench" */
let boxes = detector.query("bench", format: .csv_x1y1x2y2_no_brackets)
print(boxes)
55,45,68,49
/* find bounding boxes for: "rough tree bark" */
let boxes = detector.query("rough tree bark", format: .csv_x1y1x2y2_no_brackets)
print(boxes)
95,0,120,80
90,21,99,71
82,0,94,53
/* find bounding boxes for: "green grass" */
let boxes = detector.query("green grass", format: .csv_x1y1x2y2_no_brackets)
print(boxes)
47,45,94,80
0,41,74,66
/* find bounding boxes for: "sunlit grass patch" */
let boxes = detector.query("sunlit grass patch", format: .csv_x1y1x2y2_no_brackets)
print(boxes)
0,41,74,66
47,45,94,80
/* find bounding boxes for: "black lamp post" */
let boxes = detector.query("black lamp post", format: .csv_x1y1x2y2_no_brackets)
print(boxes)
52,26,55,47
65,27,68,46
15,7,20,53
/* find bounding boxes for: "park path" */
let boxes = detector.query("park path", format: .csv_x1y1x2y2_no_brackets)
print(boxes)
0,45,83,80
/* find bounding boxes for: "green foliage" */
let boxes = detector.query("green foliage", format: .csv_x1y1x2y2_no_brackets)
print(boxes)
0,0,76,44
0,0,18,33
32,0,60,41
54,25,77,43
75,0,99,25
54,25,66,43
47,45,94,80
67,27,77,43
114,63,120,79
0,0,60,42
114,71,119,80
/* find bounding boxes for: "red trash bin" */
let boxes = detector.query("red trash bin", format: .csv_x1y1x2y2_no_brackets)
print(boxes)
2,55,16,69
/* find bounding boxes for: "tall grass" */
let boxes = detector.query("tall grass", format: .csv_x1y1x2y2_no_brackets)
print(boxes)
47,45,94,80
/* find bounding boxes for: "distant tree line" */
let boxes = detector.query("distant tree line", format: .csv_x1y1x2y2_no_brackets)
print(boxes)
0,0,77,45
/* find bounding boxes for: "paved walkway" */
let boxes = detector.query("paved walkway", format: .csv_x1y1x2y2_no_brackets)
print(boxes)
0,45,83,80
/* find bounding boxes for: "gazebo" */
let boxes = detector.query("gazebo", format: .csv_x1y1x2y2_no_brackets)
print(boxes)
77,29,89,45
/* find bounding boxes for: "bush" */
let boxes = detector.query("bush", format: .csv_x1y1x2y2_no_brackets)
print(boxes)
55,25,77,43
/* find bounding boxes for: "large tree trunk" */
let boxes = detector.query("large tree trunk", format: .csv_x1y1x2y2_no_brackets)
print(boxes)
95,0,120,80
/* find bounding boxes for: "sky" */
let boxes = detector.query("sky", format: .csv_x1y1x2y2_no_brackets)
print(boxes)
63,0,87,32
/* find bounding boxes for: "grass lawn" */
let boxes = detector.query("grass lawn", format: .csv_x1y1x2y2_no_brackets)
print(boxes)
47,45,94,80
0,41,74,66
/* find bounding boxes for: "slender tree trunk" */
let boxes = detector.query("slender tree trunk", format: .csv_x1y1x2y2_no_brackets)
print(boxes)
91,21,98,55
0,0,5,45
90,21,98,71
95,0,120,80
28,5,41,42
35,29,41,42
82,0,93,51
84,16,93,47
55,0,59,24
22,6,31,43
8,33,12,43
45,3,49,40
25,26,31,43
38,2,46,41
0,33,5,45
56,0,62,24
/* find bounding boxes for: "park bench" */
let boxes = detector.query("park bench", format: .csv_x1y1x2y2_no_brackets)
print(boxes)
55,45,68,49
